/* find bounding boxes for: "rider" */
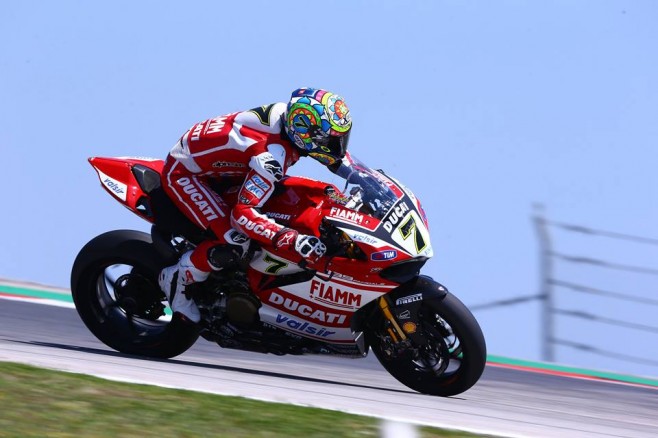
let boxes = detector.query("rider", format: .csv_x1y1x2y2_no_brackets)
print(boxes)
158,88,353,324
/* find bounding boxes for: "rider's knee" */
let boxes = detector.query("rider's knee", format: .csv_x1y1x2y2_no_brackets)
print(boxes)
207,244,244,271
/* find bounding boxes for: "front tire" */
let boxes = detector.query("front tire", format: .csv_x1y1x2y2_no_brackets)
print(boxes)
71,230,199,358
367,292,486,396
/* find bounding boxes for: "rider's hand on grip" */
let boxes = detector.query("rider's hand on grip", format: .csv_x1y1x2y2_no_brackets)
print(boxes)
273,228,326,263
294,234,326,263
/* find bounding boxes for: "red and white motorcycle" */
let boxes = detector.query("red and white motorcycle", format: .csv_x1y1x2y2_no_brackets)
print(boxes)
72,152,486,396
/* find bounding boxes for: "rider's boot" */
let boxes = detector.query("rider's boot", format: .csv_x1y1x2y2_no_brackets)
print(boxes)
158,250,208,323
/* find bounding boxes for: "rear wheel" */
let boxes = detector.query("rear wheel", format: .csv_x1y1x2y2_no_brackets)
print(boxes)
71,230,198,358
367,292,486,396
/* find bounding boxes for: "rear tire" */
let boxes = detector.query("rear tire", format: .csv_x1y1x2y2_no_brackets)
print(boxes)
367,292,486,396
71,230,198,358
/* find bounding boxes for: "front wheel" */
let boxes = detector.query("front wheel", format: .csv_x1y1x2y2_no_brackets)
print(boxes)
367,291,486,396
71,230,199,358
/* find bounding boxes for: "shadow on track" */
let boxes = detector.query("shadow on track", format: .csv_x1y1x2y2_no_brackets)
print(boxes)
7,339,422,396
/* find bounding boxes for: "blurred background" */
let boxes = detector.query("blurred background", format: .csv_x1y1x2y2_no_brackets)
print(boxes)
1,1,656,378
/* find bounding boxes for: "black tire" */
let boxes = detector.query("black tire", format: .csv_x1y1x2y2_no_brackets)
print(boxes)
367,292,486,396
71,230,199,358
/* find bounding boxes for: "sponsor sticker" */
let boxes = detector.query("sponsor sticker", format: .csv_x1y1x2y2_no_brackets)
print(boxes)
212,161,245,168
309,279,362,310
268,291,348,326
397,310,411,320
97,170,127,202
226,230,249,244
351,233,378,245
266,212,292,221
244,180,264,198
176,177,220,220
236,216,276,239
251,174,270,191
274,314,336,337
402,322,417,334
329,207,364,224
371,250,398,261
395,293,422,306
206,115,228,134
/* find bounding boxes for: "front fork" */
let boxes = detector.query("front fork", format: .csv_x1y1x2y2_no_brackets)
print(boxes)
377,294,429,351
378,295,410,343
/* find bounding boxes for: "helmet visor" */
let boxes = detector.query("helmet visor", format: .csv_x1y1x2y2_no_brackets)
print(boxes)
309,130,350,165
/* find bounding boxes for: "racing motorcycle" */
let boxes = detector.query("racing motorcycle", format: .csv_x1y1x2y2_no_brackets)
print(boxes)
71,152,486,396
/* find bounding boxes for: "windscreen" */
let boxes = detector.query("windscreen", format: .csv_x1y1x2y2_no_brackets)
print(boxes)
332,154,400,220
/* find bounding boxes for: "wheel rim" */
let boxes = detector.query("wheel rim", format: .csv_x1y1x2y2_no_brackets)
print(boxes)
90,263,171,339
373,307,469,382
412,312,463,377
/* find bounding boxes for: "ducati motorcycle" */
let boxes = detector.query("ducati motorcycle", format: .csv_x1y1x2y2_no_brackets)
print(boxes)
71,152,486,396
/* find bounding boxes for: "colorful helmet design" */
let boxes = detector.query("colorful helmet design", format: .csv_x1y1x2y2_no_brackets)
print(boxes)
286,88,352,166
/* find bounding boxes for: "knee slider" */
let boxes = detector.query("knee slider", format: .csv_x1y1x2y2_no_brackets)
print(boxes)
207,245,243,271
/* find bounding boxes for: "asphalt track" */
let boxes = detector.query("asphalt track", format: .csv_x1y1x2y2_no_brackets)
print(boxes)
1,297,657,437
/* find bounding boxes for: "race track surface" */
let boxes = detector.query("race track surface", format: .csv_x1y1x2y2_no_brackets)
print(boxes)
1,299,656,437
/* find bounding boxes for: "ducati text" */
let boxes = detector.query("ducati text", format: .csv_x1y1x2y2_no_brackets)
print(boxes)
176,177,219,221
269,292,347,325
236,216,276,239
382,202,410,232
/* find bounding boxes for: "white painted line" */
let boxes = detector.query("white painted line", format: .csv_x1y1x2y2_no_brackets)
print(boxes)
0,295,76,309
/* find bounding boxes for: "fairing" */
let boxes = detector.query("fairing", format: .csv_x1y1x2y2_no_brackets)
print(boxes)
253,152,434,343
327,152,433,259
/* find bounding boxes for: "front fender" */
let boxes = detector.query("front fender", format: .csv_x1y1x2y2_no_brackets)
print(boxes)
387,275,448,304
350,275,448,333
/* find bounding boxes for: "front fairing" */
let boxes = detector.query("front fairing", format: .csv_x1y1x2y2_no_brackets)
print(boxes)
328,152,433,259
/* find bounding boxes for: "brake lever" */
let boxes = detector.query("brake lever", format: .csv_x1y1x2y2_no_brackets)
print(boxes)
297,251,335,280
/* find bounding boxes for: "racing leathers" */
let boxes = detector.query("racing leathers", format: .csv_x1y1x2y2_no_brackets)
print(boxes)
158,103,326,323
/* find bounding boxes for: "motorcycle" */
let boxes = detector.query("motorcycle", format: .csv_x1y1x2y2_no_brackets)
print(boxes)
71,152,486,396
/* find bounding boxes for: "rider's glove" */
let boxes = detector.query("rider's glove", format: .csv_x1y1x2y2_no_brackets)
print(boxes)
273,228,326,263
295,234,326,263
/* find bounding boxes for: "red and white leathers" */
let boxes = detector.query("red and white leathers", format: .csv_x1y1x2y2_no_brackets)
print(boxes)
162,103,302,266
159,103,309,322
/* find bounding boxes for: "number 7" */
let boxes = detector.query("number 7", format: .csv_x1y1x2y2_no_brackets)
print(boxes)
399,215,427,253
263,253,288,274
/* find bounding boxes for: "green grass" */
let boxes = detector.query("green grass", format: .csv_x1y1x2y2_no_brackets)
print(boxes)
0,362,486,437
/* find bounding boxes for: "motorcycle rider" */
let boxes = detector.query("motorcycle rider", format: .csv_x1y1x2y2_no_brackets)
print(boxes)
158,88,353,324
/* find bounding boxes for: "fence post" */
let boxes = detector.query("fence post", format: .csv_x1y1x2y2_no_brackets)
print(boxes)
533,205,554,362
380,419,418,438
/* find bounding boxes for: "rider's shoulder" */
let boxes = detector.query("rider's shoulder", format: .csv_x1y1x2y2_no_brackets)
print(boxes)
235,102,287,134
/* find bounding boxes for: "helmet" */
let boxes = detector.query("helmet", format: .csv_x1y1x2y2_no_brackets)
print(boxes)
285,88,352,166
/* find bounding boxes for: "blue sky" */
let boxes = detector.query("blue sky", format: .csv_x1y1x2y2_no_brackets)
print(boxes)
2,1,657,377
